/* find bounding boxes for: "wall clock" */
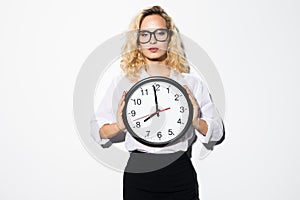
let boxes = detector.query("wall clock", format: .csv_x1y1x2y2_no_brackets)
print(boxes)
122,76,193,147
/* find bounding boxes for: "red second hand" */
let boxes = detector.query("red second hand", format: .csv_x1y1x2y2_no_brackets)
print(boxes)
132,107,170,121
159,107,170,112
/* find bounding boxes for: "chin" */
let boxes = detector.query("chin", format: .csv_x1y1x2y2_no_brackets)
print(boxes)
144,53,168,62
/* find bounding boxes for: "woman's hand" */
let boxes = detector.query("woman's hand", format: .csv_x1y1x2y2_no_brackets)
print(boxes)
183,85,199,128
183,85,208,136
116,91,127,131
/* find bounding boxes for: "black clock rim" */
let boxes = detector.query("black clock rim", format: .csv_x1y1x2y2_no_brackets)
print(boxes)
122,76,193,148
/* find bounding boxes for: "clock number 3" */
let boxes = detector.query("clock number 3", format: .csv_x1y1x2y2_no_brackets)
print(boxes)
179,106,185,113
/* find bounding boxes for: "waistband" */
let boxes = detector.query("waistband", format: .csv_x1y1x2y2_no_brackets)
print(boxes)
125,150,190,173
129,150,146,153
129,147,192,158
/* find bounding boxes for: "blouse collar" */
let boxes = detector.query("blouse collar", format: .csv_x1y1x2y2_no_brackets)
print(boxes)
139,67,178,80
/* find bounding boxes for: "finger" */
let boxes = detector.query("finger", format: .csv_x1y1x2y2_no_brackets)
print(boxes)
118,91,126,107
189,96,198,109
183,85,188,91
183,85,193,97
191,94,197,104
118,94,127,115
120,99,125,110
121,91,127,107
184,85,193,96
183,85,197,105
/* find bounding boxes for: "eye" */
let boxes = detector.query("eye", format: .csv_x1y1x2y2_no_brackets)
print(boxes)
140,32,149,37
156,29,168,35
157,31,166,36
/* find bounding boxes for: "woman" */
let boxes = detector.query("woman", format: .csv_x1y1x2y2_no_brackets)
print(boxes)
91,5,224,200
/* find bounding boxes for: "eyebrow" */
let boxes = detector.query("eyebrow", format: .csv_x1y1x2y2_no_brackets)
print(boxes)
139,28,168,31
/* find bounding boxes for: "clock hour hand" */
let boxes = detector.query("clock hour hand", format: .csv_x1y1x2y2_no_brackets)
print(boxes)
143,107,171,122
143,111,158,122
153,85,159,117
133,107,171,122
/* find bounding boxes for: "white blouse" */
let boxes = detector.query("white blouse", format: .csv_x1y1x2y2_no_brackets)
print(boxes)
90,68,224,154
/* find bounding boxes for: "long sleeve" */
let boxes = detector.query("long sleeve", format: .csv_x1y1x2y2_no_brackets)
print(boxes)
190,76,224,144
90,74,120,147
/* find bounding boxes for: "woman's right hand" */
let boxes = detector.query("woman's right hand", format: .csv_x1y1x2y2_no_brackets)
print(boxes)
116,91,126,131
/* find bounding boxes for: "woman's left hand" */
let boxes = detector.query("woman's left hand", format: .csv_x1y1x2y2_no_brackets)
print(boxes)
183,85,200,129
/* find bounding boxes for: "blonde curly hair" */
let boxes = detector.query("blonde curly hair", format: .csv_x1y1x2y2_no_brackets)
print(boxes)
121,5,189,82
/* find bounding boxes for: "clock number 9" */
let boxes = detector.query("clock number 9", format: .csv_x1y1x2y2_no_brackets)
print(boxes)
130,110,136,117
157,131,162,140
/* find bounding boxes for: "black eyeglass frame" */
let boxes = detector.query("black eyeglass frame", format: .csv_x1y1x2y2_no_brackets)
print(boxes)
137,28,172,44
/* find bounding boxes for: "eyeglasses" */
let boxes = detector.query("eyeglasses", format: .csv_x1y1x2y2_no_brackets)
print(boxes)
138,28,171,44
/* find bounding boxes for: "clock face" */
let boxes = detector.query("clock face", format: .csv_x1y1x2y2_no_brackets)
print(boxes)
122,76,193,147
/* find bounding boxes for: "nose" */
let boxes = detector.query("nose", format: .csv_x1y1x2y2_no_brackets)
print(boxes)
149,33,157,44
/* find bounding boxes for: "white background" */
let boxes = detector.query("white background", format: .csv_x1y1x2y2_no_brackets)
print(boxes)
1,0,300,199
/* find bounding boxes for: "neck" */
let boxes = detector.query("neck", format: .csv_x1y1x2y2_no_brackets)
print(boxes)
145,63,171,78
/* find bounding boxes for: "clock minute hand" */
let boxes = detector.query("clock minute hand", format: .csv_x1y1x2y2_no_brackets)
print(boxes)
153,85,159,117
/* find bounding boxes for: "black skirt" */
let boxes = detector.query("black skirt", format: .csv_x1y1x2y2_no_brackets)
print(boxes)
123,150,200,200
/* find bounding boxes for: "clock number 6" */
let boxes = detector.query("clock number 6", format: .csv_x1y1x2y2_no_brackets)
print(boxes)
157,131,162,140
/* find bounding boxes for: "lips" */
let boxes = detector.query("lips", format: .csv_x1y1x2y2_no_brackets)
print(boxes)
148,47,159,53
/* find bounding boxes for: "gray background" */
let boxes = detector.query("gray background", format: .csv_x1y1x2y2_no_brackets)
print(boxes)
1,0,299,199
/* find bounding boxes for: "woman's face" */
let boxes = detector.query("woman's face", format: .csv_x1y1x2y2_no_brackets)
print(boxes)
138,14,170,63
